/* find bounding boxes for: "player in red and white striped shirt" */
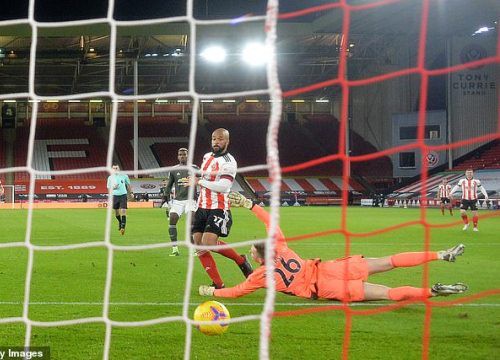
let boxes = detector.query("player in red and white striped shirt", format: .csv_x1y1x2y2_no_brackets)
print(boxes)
187,128,253,288
450,169,488,231
436,178,453,216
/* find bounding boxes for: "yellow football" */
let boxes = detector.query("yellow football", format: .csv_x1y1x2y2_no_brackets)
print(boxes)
193,300,230,335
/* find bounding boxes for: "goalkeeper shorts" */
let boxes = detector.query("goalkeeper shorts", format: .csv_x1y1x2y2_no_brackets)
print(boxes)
316,255,368,302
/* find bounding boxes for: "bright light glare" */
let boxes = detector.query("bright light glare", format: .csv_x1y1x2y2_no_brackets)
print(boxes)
473,26,493,35
242,43,270,66
200,46,227,63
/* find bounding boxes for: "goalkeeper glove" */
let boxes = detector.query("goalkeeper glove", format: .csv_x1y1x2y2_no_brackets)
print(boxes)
199,285,215,296
228,192,253,209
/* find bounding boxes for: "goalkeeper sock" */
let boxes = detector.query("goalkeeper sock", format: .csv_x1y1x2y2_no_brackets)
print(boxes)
115,215,121,225
215,240,245,265
198,252,224,288
390,252,438,267
388,287,431,301
169,225,177,242
121,215,127,228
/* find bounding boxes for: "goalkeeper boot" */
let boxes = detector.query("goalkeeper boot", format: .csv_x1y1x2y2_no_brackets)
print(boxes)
238,255,253,278
431,283,468,296
439,244,465,262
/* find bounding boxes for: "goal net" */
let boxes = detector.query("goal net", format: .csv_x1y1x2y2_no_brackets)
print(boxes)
0,0,499,359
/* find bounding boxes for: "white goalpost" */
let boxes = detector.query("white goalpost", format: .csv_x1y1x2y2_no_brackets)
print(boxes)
0,184,15,209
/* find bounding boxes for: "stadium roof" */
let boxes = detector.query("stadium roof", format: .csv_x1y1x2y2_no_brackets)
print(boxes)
0,0,497,96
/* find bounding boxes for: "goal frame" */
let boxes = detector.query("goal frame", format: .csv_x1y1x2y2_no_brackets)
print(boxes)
0,184,15,209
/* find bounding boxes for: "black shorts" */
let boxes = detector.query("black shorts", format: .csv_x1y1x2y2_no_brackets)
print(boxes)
440,197,451,204
192,208,233,237
460,199,477,211
112,194,128,210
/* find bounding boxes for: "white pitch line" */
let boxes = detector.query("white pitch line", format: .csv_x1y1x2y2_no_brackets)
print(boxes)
0,301,498,307
3,242,500,248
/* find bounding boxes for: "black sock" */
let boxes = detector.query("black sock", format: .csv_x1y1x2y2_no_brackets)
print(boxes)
116,215,121,224
169,225,177,242
121,215,127,228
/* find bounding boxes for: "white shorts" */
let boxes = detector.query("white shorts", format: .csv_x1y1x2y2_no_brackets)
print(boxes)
170,199,198,216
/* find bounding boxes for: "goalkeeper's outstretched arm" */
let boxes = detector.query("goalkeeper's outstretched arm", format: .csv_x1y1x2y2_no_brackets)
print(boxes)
199,270,265,298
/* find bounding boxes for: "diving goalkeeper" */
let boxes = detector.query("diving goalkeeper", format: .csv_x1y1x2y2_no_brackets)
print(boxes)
199,192,468,302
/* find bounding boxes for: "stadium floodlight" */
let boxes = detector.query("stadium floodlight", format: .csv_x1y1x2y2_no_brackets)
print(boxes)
473,26,494,35
171,48,184,57
242,42,270,66
200,46,227,63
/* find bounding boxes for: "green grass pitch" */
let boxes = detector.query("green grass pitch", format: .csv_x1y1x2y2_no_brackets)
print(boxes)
0,206,498,359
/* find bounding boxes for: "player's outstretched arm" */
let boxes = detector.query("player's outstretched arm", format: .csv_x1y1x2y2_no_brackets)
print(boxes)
199,272,264,298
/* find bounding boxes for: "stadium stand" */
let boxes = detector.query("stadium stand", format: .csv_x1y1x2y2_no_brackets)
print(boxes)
13,127,30,181
452,140,500,171
391,141,500,201
115,116,204,175
204,114,268,172
7,112,396,196
303,114,393,179
246,176,364,195
14,119,108,180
